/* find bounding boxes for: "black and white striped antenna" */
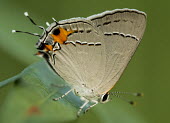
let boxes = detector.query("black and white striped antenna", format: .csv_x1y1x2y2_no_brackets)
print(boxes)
12,30,41,37
12,12,47,37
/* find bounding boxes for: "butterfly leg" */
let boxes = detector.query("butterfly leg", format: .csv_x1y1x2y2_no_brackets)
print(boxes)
85,100,98,113
53,89,72,101
77,97,89,117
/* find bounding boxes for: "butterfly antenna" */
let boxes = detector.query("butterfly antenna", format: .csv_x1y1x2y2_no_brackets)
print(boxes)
24,12,37,25
12,30,41,37
24,12,47,36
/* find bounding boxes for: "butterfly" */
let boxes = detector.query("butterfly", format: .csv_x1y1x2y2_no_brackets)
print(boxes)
13,8,146,116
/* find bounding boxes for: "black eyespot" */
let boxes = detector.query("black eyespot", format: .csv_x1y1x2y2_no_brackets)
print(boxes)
102,93,109,102
52,28,60,35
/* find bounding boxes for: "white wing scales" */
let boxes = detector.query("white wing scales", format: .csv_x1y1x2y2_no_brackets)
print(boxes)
49,9,146,95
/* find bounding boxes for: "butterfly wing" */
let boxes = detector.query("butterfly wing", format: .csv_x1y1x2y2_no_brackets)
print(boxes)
48,9,146,94
49,18,106,89
88,9,146,93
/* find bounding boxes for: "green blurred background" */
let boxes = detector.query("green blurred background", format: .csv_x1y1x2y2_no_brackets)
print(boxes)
0,0,169,123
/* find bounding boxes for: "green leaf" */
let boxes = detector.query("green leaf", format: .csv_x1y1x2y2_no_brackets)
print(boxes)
0,60,79,123
0,60,147,123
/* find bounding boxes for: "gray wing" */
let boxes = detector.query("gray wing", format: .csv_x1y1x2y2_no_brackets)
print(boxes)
50,17,106,89
49,9,146,94
88,9,146,94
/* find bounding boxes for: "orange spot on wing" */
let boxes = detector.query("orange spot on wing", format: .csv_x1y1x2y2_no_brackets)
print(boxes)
51,27,74,44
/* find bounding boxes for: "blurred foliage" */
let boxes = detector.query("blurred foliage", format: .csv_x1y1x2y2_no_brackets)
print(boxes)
0,61,78,123
0,0,170,123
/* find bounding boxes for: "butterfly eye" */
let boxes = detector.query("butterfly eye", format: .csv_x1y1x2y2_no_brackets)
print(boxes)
36,43,45,50
52,28,60,35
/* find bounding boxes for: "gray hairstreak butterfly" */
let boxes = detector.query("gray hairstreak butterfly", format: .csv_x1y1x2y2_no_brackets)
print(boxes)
12,8,146,116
